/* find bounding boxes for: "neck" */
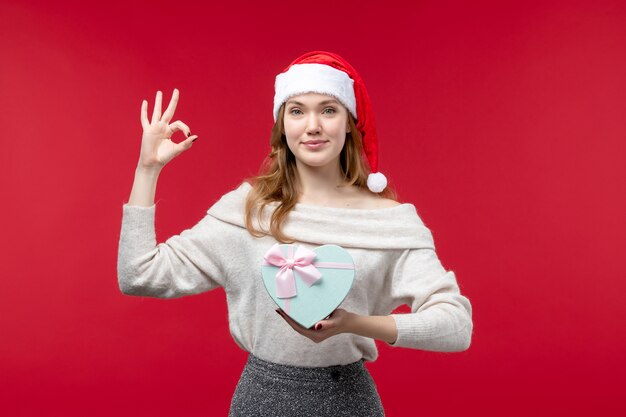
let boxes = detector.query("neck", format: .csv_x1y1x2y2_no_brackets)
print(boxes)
294,159,348,202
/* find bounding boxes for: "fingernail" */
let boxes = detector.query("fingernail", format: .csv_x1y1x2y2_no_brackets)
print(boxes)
315,323,322,331
187,131,191,137
192,137,197,142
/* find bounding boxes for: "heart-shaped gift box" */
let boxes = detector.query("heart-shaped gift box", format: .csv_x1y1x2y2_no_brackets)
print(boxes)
261,243,355,329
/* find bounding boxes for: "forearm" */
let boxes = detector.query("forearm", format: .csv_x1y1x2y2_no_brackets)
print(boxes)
347,313,398,344
128,165,162,207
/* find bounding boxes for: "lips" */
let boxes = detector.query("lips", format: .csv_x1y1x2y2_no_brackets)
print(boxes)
302,140,329,150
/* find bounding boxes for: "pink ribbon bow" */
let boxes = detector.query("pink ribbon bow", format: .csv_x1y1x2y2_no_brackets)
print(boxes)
262,243,322,298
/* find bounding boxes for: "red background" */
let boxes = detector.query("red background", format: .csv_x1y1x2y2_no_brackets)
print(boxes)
1,0,625,415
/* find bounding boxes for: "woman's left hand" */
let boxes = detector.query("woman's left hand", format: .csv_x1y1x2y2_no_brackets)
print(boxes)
276,308,355,343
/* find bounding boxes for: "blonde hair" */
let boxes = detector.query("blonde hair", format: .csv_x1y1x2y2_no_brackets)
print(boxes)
243,102,399,243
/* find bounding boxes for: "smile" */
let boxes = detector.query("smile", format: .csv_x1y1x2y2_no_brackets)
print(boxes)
302,141,328,149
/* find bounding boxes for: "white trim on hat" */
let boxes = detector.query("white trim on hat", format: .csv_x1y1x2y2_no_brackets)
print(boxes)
273,63,356,121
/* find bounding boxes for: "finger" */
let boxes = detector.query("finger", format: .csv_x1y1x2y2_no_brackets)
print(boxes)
277,310,295,328
314,315,336,330
168,120,191,137
151,90,162,124
161,88,179,123
141,100,149,129
277,309,306,330
176,135,198,152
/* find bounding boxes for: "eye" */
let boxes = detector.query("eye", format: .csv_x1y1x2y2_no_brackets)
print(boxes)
323,107,336,114
289,108,302,115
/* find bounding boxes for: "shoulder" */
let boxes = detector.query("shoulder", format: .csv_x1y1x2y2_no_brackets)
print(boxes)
350,187,402,209
353,196,401,209
206,181,251,217
375,197,402,208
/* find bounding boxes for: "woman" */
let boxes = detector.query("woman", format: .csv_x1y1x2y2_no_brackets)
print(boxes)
118,51,473,416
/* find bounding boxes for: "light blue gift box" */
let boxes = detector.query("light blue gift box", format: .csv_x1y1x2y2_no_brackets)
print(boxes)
261,243,355,329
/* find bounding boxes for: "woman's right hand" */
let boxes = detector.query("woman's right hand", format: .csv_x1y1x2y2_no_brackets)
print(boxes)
138,88,198,170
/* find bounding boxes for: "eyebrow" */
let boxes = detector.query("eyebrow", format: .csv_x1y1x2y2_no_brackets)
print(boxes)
286,99,339,106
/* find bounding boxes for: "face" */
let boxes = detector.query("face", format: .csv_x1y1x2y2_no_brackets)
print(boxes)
283,92,351,171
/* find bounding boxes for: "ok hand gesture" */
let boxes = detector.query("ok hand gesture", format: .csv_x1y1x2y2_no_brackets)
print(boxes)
138,88,198,170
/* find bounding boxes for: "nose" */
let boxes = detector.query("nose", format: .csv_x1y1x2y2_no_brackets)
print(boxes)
305,114,321,135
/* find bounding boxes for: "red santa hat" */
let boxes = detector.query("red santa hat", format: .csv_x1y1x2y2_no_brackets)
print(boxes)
273,50,388,193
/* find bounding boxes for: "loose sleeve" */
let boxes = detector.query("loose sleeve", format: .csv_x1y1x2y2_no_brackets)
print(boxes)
117,203,227,299
386,248,473,352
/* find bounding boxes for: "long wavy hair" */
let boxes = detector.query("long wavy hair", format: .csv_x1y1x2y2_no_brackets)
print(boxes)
243,101,399,243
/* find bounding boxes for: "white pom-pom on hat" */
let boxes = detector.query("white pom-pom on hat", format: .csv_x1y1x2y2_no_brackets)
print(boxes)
367,172,388,193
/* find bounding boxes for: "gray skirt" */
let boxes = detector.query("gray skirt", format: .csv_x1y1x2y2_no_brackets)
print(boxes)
228,353,385,417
